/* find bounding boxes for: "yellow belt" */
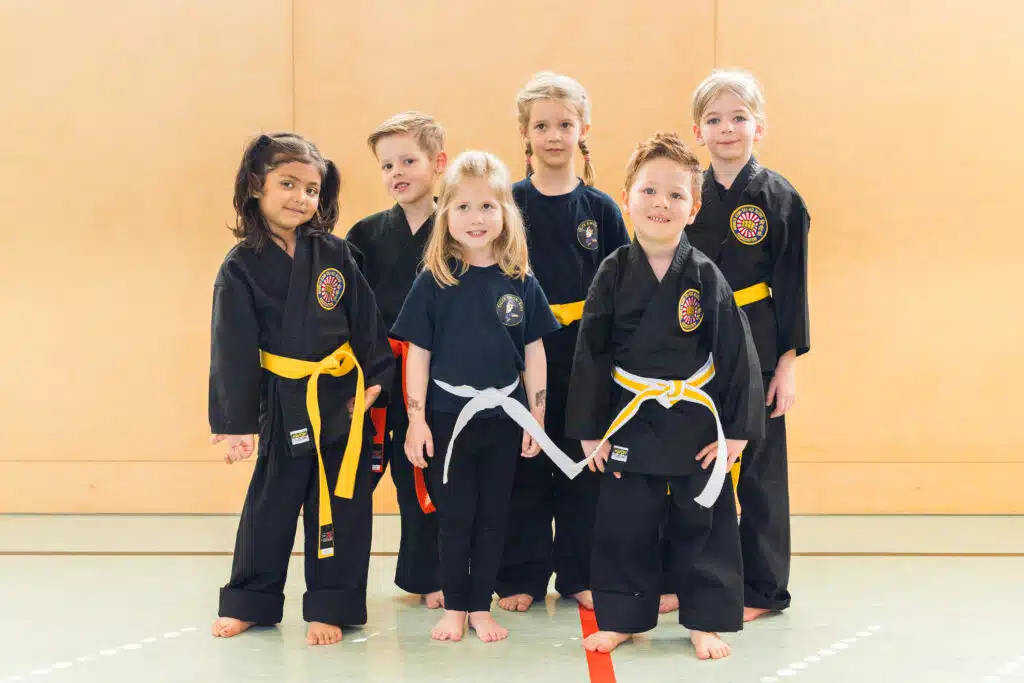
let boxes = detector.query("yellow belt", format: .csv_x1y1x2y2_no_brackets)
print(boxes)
259,342,365,559
550,285,766,323
550,300,585,326
727,281,769,487
734,281,770,307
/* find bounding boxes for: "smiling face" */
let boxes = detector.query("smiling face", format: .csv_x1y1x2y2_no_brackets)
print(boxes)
446,175,504,258
623,156,700,248
693,89,764,165
257,160,322,235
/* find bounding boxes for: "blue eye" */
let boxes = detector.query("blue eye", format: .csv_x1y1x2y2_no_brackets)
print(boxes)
671,193,682,199
644,187,655,195
404,158,415,165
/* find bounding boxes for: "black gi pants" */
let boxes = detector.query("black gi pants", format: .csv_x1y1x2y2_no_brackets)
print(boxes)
592,470,742,634
219,426,373,626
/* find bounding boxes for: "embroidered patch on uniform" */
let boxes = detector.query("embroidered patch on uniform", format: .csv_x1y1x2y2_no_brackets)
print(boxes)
730,205,768,245
678,288,704,332
577,219,599,250
290,428,310,445
316,268,345,310
610,445,629,463
496,294,525,326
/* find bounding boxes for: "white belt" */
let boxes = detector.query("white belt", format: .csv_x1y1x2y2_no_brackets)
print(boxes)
433,378,581,484
578,355,728,508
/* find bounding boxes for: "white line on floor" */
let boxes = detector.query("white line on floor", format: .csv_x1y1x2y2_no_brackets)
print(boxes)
759,625,883,682
980,656,1022,682
3,626,197,679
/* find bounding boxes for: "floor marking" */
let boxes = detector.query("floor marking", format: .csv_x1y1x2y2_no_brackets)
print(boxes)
4,626,196,680
578,606,617,683
759,625,883,680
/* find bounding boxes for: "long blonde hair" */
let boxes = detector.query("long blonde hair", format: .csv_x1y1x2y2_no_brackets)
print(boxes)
423,151,530,288
515,71,595,186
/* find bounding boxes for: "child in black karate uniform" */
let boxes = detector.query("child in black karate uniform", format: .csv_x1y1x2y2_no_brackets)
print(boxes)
347,111,448,608
567,133,764,659
687,70,811,621
209,133,393,646
392,150,560,643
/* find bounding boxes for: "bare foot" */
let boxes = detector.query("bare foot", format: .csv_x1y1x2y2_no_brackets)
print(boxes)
658,594,680,614
571,590,594,610
497,594,534,612
431,610,466,642
307,622,342,646
211,617,253,638
690,630,730,659
425,590,445,610
468,611,509,642
582,630,631,653
743,606,772,622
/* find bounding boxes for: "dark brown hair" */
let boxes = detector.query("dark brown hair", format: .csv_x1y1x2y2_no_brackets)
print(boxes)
231,132,341,249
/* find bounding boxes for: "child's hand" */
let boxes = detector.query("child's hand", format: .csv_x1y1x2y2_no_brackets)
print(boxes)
347,384,382,415
521,406,545,458
695,438,748,470
405,419,433,469
767,355,796,418
583,440,619,478
211,434,255,464
521,431,540,458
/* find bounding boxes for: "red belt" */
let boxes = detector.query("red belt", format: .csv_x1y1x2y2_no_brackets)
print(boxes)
370,338,435,514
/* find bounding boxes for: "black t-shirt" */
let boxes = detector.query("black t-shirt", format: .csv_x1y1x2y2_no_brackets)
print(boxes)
391,263,560,416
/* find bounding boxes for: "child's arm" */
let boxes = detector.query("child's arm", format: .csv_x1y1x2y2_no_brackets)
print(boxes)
695,286,766,469
403,343,433,469
208,263,261,464
768,194,811,417
520,338,547,458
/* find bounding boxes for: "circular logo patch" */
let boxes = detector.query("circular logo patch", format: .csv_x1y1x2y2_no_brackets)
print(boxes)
316,268,345,311
730,205,768,245
678,288,703,332
496,294,525,327
577,219,599,250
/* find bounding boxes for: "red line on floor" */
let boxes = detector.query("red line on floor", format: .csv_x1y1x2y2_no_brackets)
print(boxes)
578,605,616,683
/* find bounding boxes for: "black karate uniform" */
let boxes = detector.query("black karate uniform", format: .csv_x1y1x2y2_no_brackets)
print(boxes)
687,157,811,611
392,263,559,612
209,230,394,626
347,204,439,595
497,178,631,601
566,236,764,634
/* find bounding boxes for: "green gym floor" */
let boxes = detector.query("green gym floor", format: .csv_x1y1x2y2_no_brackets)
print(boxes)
1,515,1021,683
